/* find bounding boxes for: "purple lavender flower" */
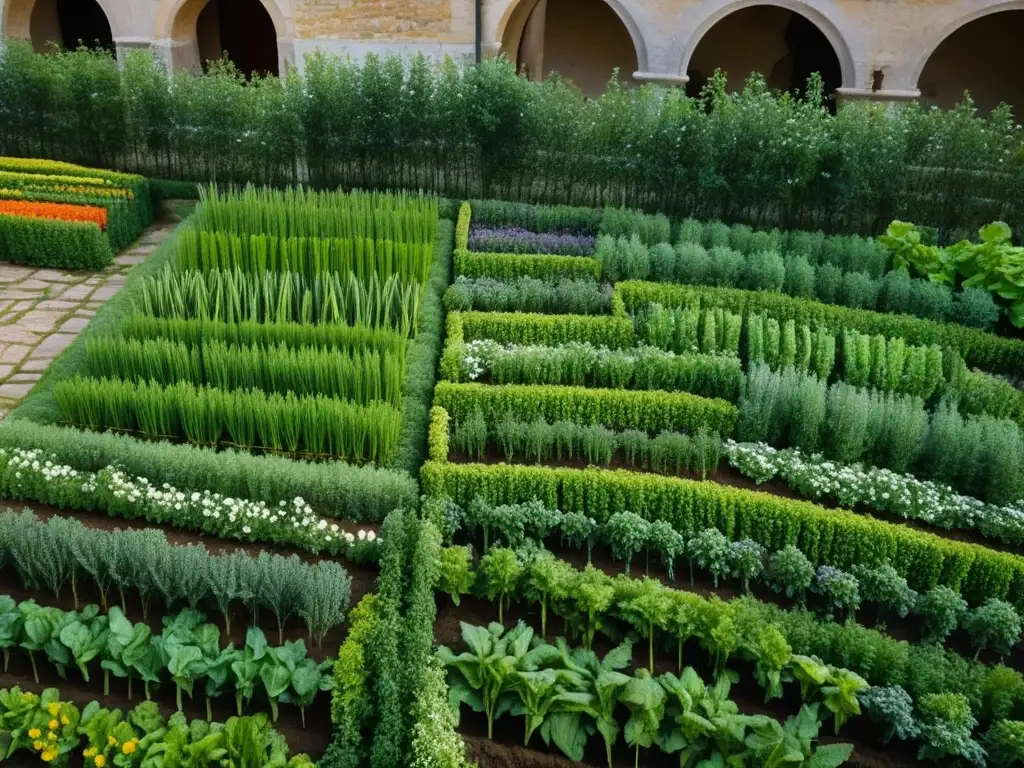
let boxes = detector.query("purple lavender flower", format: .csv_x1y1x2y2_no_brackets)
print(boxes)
468,226,596,256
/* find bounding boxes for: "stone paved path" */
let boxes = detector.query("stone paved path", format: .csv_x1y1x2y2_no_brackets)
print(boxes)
0,218,179,415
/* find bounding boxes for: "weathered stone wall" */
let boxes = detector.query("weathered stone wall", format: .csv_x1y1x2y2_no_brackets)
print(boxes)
4,0,1024,110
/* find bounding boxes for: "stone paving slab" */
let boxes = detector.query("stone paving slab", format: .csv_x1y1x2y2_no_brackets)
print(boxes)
0,211,183,416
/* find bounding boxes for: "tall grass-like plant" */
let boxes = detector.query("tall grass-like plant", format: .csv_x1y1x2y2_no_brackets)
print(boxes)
53,376,401,463
118,316,408,357
87,337,406,407
174,229,434,285
191,185,438,245
135,267,421,336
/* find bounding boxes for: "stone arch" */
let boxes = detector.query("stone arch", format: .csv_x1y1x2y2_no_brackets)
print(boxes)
2,0,117,52
912,2,1024,114
495,0,648,95
152,0,293,75
679,0,855,91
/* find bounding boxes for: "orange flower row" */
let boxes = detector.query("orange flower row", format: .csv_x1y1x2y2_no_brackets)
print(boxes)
0,199,107,230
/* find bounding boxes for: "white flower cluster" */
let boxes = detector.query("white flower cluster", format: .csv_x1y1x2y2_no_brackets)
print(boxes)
0,447,381,556
725,440,1024,545
460,339,726,382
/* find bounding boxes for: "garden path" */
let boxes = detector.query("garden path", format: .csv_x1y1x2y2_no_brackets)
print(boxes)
0,212,180,416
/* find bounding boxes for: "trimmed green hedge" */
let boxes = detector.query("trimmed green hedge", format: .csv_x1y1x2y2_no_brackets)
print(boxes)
434,381,738,437
454,311,635,348
455,249,600,281
616,281,1024,376
0,214,110,269
388,219,454,476
0,419,416,521
420,460,1024,609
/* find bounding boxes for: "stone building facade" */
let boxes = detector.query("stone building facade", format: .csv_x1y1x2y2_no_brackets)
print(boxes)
3,0,1023,114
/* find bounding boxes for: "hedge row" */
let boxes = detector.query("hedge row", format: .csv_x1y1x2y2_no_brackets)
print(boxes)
454,249,601,281
388,219,454,476
615,281,1024,376
434,381,738,437
0,214,110,269
0,189,145,251
420,461,1024,609
451,311,635,349
0,419,416,521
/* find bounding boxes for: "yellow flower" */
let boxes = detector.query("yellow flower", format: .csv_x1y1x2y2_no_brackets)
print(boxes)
47,702,61,716
33,740,43,751
84,746,97,758
121,740,137,755
28,728,41,739
107,735,117,746
47,731,57,741
95,755,106,767
61,715,70,726
48,719,59,730
41,748,57,762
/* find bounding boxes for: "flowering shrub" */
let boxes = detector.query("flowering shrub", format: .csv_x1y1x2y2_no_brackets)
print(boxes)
0,199,106,229
0,448,379,558
468,225,596,256
725,440,1024,545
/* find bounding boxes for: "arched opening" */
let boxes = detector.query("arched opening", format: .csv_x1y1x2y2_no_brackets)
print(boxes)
918,11,1024,116
24,0,113,53
685,5,842,100
168,0,279,76
502,0,640,97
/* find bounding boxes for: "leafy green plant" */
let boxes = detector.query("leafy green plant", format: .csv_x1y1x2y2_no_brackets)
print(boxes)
962,599,1022,660
603,512,650,575
439,546,475,607
439,621,532,739
915,586,968,645
859,685,920,745
916,692,984,764
766,546,814,604
479,548,522,624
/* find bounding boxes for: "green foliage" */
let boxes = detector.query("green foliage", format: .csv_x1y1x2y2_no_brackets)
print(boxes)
859,685,919,745
962,599,1022,660
443,276,609,315
600,207,670,245
603,512,650,575
390,219,453,475
0,214,110,269
915,586,968,646
984,720,1024,768
594,233,650,282
435,381,737,437
616,280,1024,377
455,249,600,281
86,336,406,407
0,685,312,765
766,546,815,603
479,548,523,624
420,461,1024,609
882,219,1024,327
439,547,475,607
330,594,378,768
0,421,414,522
54,376,401,463
454,310,635,349
916,692,983,764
